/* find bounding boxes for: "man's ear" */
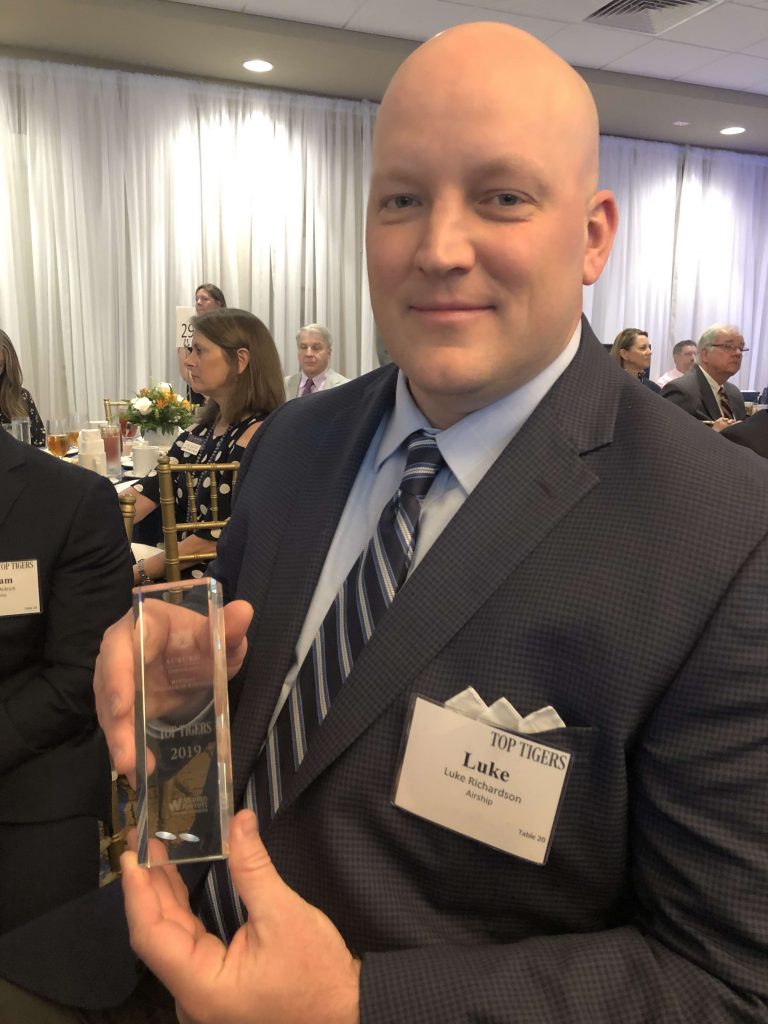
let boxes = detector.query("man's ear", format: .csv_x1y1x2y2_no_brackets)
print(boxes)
583,189,619,286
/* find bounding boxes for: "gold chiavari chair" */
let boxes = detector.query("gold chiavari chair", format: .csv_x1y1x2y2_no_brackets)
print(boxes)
157,454,239,583
103,398,131,424
102,492,137,879
118,491,136,541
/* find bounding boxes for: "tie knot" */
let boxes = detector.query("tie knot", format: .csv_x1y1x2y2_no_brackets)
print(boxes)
399,431,444,499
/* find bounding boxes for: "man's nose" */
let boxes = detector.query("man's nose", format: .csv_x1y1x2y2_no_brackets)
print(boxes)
415,201,475,275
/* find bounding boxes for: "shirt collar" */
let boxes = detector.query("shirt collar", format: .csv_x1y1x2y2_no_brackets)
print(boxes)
699,365,724,399
300,370,327,389
377,322,581,495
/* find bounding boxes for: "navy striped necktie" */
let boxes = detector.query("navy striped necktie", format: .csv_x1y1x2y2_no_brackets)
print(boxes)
200,430,445,942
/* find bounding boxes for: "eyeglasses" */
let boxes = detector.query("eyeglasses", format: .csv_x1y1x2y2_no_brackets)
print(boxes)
710,344,748,354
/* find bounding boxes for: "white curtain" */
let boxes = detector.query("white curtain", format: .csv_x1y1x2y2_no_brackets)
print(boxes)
588,134,768,391
0,59,376,419
1,56,767,420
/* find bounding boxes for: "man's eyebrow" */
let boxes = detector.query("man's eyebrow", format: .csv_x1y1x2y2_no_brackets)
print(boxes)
372,157,549,190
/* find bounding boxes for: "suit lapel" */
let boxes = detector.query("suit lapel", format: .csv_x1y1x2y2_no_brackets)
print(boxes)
696,366,722,420
229,368,398,800
271,325,620,820
0,432,26,533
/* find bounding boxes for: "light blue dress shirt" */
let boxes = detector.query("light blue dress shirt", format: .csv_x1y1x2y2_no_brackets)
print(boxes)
266,324,581,728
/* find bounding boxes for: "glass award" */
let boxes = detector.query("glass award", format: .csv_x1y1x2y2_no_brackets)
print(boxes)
133,577,233,867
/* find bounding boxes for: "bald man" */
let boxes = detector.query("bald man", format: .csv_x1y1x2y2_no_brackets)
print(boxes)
13,21,766,1024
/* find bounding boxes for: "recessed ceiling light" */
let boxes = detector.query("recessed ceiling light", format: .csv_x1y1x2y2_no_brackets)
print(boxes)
672,121,690,127
243,59,273,74
720,126,746,136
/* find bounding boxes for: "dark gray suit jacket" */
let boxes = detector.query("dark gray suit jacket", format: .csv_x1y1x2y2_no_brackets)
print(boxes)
0,431,132,823
661,364,747,421
0,431,134,1006
722,408,768,458
7,323,768,1020
204,321,767,1022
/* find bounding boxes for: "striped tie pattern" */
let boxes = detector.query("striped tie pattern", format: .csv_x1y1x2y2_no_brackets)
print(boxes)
718,386,734,419
199,431,445,941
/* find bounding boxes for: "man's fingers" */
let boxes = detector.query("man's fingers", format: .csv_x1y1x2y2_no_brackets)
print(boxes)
223,600,253,677
95,610,137,774
226,810,287,924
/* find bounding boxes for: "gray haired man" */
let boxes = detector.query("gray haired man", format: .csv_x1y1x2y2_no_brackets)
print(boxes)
284,324,350,398
661,323,747,430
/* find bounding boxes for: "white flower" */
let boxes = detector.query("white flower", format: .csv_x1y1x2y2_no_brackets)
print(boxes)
132,396,153,414
174,393,184,404
156,382,172,394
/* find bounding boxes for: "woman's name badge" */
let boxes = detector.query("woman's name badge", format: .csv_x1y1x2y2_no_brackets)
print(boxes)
393,696,572,864
181,438,204,455
0,560,41,616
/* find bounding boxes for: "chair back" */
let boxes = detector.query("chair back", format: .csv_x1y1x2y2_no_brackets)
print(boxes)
156,453,239,582
103,398,130,424
118,491,136,541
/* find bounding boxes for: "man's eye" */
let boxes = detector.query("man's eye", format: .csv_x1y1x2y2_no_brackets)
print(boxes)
385,195,416,209
494,193,522,206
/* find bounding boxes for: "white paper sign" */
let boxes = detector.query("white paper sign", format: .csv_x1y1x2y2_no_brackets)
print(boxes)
175,306,196,351
393,696,571,865
0,560,41,616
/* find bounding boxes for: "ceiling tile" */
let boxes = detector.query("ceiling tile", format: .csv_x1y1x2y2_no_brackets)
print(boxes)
546,23,648,67
443,0,599,21
661,1,768,49
241,0,364,24
346,0,561,42
743,36,768,57
606,40,727,77
165,0,365,25
682,52,768,88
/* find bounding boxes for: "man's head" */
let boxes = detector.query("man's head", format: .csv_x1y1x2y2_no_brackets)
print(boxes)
366,22,618,428
672,340,696,374
697,324,746,386
296,324,333,379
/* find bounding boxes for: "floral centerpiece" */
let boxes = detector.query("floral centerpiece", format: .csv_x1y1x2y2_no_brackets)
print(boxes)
125,382,195,437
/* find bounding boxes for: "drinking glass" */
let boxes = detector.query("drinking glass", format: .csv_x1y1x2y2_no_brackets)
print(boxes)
101,423,122,479
67,412,85,452
46,419,69,458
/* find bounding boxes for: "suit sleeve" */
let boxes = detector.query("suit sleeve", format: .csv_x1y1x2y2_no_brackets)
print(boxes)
359,535,768,1023
0,476,133,775
661,378,694,413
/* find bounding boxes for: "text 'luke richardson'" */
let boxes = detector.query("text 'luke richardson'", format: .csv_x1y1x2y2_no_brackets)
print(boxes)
443,729,567,807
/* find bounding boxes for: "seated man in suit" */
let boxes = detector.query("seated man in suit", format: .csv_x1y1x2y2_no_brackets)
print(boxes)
661,323,748,430
284,324,349,398
6,21,767,1024
655,338,696,387
0,427,132,934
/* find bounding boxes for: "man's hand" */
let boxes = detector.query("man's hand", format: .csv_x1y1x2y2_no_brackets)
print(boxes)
711,416,737,432
94,599,253,785
122,810,361,1024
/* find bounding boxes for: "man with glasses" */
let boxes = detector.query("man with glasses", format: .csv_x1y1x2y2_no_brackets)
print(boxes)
662,323,748,430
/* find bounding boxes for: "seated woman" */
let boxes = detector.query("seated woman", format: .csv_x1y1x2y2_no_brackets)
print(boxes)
610,328,661,394
129,308,284,583
0,329,46,445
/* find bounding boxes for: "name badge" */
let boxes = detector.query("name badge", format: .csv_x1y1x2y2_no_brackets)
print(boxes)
0,560,41,616
393,696,572,864
180,438,204,456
